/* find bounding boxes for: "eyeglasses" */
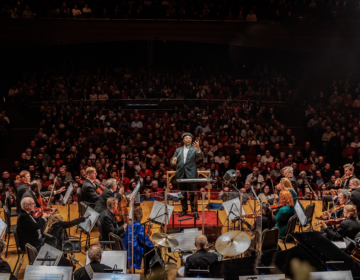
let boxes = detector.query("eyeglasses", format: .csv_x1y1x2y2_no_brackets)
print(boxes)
27,203,36,206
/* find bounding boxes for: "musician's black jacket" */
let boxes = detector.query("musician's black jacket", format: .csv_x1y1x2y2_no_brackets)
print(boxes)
324,216,360,241
99,208,125,241
16,209,47,250
330,200,354,219
44,217,86,250
81,179,100,204
73,261,111,280
350,188,360,218
184,249,218,277
0,258,17,280
94,189,123,213
16,183,29,213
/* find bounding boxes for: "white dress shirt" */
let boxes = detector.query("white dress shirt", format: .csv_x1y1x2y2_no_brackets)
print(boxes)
183,145,190,163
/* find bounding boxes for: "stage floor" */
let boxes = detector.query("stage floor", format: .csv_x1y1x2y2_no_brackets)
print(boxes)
2,199,324,280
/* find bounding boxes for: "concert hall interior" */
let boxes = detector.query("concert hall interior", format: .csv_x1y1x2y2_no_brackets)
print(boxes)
3,5,360,280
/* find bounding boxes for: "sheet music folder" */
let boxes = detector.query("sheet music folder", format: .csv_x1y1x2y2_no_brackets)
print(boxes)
61,183,73,205
23,265,73,280
93,273,140,280
0,218,7,239
0,273,10,280
86,251,127,271
33,243,63,266
78,203,100,233
149,201,174,226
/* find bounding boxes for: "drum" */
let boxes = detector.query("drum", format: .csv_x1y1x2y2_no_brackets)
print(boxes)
176,266,185,277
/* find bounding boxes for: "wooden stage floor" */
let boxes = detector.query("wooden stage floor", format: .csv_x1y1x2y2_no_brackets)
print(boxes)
2,199,324,280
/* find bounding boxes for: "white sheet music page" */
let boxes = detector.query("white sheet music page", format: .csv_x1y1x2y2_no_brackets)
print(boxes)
33,243,63,266
169,230,201,252
78,205,100,233
86,251,127,271
223,197,246,221
93,273,140,280
149,201,174,225
310,271,353,280
24,265,73,280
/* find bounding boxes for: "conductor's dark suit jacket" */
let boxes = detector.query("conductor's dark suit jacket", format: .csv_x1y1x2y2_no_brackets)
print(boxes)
184,249,218,277
99,208,125,241
74,261,111,280
171,145,203,180
82,179,100,204
16,209,47,250
94,189,122,213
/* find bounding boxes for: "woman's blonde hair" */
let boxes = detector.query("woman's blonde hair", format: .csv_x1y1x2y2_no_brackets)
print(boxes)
280,177,295,192
344,205,357,217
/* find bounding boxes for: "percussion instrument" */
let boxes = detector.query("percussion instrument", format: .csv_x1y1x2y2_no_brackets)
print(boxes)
215,231,250,257
152,233,179,248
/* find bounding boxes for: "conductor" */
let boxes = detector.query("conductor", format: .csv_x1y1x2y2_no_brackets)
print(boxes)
171,132,203,220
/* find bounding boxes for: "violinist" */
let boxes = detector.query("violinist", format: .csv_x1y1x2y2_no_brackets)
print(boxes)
241,202,277,232
16,170,31,213
318,189,353,220
274,178,298,205
282,166,297,193
81,167,104,206
321,205,360,241
94,178,124,213
275,190,295,238
349,178,360,219
335,163,356,189
98,197,127,241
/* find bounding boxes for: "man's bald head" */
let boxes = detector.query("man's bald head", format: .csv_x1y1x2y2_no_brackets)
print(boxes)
195,234,208,249
21,197,34,210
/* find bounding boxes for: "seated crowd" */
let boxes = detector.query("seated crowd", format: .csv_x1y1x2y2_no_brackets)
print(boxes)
2,0,360,21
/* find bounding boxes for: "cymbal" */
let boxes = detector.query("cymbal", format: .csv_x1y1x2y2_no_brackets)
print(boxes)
215,231,250,257
152,233,179,248
164,262,177,271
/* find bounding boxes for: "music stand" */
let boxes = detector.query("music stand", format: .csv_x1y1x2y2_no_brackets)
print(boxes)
0,218,7,239
23,265,73,280
61,183,74,236
33,244,63,266
78,203,100,251
86,251,127,271
206,203,223,238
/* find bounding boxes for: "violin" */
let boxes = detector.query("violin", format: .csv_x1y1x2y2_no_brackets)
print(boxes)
111,172,129,224
145,218,153,237
323,189,352,195
95,181,105,195
233,214,261,221
314,217,346,226
269,203,284,210
328,204,345,214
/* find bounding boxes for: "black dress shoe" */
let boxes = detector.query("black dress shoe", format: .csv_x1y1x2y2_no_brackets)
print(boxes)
179,211,187,217
194,213,200,220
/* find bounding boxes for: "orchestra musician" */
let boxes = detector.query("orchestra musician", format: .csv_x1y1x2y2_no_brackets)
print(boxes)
44,213,90,250
320,205,360,241
274,190,295,238
94,178,124,213
16,170,31,213
184,234,218,277
98,197,127,241
281,166,297,193
349,178,360,219
171,132,203,220
274,178,298,205
322,164,356,211
74,244,111,280
0,240,17,280
318,189,353,220
123,206,154,271
16,197,50,250
82,167,104,206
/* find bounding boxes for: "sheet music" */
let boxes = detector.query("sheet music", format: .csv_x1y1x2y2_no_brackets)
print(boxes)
332,241,346,249
24,265,73,280
183,228,199,233
310,271,353,280
149,201,174,225
33,243,63,266
0,273,10,280
78,203,100,233
86,251,127,270
294,200,307,226
61,183,73,205
93,273,140,280
169,230,201,252
223,197,246,221
239,275,285,280
0,218,7,239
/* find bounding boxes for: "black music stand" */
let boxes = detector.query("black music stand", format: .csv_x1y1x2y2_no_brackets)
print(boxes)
206,203,223,238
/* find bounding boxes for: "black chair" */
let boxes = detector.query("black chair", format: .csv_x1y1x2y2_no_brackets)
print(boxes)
109,232,123,250
5,191,17,217
280,214,298,250
303,203,316,231
3,206,16,258
261,227,280,253
25,243,38,265
96,219,104,242
13,228,26,274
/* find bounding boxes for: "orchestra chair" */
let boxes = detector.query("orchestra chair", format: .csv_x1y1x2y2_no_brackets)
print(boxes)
303,203,316,232
261,227,280,253
108,232,124,250
280,214,298,250
96,219,104,242
13,229,26,274
3,206,16,258
25,243,38,265
5,192,17,217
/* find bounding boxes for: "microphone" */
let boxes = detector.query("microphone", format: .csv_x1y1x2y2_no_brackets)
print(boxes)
178,217,192,222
